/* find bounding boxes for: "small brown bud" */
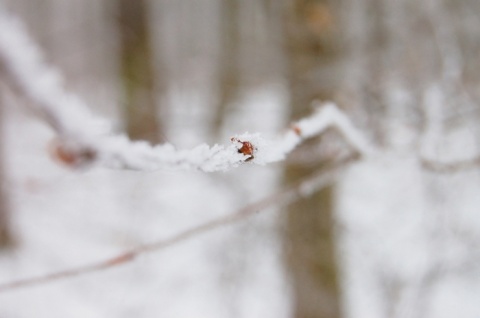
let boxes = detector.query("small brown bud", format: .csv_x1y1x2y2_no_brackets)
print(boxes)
231,137,256,161
292,125,302,136
49,139,96,168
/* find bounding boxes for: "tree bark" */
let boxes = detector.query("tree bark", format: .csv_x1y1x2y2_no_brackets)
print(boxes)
117,0,163,144
0,94,12,248
211,0,240,138
282,1,343,317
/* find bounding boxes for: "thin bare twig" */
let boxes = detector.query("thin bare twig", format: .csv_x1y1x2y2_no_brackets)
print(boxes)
0,155,357,293
421,156,480,173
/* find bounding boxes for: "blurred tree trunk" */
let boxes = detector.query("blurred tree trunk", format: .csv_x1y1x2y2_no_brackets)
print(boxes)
117,0,163,143
212,0,240,138
282,1,343,317
0,98,12,248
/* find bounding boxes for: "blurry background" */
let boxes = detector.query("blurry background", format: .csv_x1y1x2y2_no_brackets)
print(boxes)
1,0,480,317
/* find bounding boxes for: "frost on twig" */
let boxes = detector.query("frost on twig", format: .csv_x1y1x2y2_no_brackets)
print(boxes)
0,9,374,172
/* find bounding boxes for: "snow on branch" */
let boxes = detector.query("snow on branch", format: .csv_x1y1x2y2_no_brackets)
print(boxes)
0,9,374,172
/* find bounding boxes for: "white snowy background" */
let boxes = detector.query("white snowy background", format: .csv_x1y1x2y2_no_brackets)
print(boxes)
1,1,480,318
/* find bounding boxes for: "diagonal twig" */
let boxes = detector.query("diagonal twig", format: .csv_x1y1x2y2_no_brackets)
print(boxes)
0,155,356,293
421,156,480,173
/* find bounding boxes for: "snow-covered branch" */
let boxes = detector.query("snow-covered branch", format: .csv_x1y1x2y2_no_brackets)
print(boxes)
0,9,373,172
